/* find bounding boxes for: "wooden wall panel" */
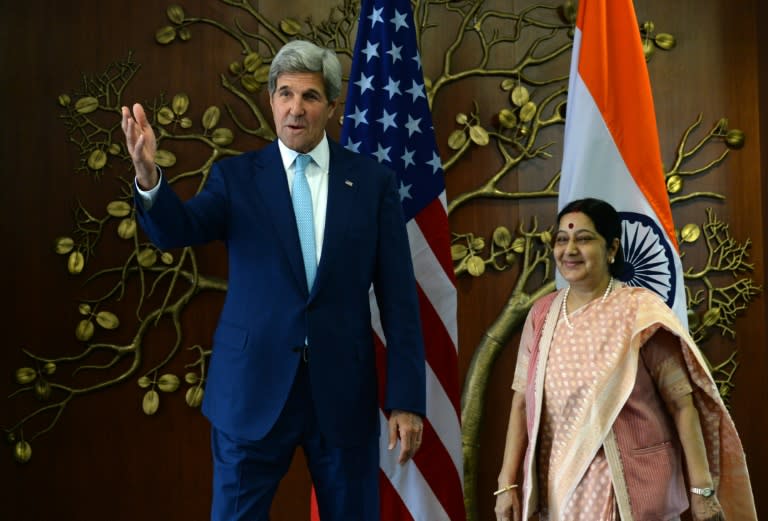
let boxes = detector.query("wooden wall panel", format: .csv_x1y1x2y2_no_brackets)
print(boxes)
1,1,765,520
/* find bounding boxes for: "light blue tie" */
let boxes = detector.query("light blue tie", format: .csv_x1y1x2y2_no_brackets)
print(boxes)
292,154,317,290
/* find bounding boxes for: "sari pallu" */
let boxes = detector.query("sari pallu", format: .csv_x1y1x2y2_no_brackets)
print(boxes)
518,286,756,520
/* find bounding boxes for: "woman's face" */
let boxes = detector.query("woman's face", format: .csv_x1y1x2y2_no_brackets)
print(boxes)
554,211,618,288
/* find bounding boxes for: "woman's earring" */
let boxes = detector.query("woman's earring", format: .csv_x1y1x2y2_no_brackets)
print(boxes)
608,257,614,264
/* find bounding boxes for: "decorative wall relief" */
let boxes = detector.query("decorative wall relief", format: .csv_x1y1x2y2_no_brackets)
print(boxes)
3,1,760,520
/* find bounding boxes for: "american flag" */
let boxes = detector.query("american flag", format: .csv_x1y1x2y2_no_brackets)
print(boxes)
329,0,464,519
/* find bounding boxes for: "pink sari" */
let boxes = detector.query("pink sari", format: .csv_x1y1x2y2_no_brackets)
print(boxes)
512,285,756,520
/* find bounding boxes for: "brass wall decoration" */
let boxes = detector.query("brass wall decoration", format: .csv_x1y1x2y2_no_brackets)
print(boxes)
3,2,760,521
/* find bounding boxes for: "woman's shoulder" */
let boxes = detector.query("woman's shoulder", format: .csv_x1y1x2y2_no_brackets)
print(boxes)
613,284,669,307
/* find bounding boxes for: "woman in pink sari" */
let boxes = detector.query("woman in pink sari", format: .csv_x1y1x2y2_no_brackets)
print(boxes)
494,198,756,521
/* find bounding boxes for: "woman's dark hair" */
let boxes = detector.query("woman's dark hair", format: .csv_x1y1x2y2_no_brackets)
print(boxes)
557,198,625,277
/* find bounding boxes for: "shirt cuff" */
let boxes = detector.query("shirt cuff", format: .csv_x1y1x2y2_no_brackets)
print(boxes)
134,167,162,210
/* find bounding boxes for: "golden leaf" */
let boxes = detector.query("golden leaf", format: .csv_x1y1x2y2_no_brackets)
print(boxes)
184,372,199,385
666,175,682,194
202,106,221,130
14,441,32,464
117,218,136,239
87,149,107,171
14,367,37,385
78,303,91,315
447,129,467,150
519,101,537,123
498,109,517,129
212,128,234,146
138,376,152,389
166,5,185,24
34,379,51,401
467,256,486,277
75,96,99,114
95,311,120,330
642,40,655,60
280,18,302,36
228,62,242,76
451,244,468,261
500,79,515,91
75,319,94,341
54,236,74,255
468,125,489,146
254,64,271,84
43,362,56,376
654,33,676,50
241,75,260,93
137,248,157,268
58,94,71,107
157,107,175,125
158,374,180,393
512,237,526,253
492,226,512,248
161,252,174,265
155,149,177,168
511,85,530,107
186,386,204,407
108,143,121,155
155,26,176,45
702,308,721,328
172,93,190,115
179,28,192,41
180,117,192,129
68,251,85,275
455,113,468,125
143,390,160,415
471,237,486,251
680,223,701,243
244,52,262,72
540,230,552,245
106,200,132,218
725,129,745,149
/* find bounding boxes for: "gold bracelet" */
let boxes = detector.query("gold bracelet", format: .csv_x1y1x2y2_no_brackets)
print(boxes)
493,483,518,496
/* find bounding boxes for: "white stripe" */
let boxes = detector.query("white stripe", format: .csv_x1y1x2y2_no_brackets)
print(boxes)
406,219,458,348
378,411,451,521
425,364,463,477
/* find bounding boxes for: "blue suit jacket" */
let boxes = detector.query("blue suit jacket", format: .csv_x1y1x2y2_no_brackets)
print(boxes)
136,140,426,446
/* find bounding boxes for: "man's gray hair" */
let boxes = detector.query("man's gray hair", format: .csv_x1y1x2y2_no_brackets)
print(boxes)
268,40,342,101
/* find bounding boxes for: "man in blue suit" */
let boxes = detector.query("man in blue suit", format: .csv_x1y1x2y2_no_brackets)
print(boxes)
121,40,426,521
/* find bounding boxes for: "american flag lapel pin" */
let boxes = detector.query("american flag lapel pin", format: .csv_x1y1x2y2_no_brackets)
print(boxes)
345,180,353,187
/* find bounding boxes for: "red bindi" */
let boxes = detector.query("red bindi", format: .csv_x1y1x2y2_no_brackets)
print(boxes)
568,222,574,229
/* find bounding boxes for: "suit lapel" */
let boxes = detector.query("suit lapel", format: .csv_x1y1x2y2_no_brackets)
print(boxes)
249,143,309,294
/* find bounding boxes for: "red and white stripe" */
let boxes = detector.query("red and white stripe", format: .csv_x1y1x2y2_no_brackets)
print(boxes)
369,191,465,521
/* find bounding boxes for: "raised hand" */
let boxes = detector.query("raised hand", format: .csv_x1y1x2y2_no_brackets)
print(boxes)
121,103,158,190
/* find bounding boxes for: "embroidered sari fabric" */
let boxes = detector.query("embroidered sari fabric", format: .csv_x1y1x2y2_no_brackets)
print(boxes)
512,285,756,521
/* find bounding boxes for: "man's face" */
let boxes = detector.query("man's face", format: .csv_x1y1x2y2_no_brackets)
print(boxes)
270,71,337,153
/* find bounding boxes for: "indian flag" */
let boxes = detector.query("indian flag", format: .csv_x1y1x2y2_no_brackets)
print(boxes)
558,0,687,326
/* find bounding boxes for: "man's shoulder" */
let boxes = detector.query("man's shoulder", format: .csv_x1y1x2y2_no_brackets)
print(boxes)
215,143,278,171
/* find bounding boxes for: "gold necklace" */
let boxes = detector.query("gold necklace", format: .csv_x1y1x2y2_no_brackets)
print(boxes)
561,278,614,330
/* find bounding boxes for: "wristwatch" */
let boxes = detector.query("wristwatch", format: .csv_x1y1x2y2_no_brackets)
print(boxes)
690,486,715,497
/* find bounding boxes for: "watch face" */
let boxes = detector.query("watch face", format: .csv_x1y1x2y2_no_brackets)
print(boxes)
693,487,714,497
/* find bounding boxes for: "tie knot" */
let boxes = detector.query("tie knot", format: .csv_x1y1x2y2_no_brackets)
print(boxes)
295,154,311,175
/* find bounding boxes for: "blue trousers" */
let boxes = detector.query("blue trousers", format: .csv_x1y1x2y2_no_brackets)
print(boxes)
210,361,381,520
